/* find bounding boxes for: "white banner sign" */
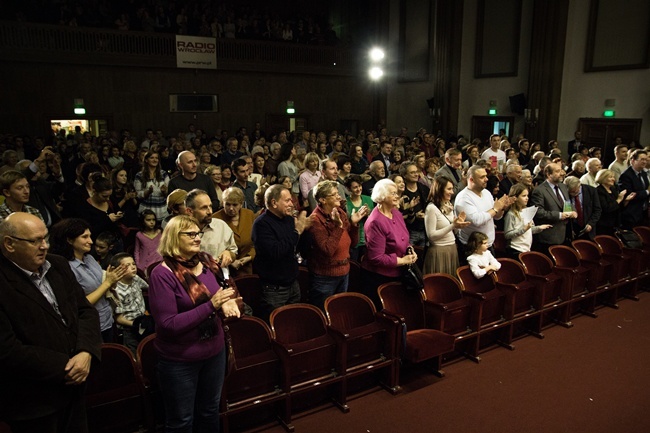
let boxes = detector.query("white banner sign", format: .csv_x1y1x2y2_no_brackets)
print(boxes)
175,35,217,69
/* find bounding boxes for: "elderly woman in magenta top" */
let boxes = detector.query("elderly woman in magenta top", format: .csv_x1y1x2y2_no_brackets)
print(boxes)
148,215,240,433
361,178,418,308
304,180,367,310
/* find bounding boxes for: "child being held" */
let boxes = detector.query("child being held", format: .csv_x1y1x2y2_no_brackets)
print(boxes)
466,231,501,279
107,252,150,354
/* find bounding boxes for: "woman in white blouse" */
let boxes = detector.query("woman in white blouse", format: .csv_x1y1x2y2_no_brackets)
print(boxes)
423,176,470,276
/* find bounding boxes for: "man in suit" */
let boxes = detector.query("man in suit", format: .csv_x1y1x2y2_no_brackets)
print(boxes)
618,149,650,229
564,176,601,240
531,163,578,253
435,148,466,202
0,212,102,433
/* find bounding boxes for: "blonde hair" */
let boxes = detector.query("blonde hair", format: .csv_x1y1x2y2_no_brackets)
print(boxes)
158,215,200,257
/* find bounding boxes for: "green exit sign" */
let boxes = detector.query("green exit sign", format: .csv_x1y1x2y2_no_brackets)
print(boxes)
488,108,497,116
603,110,615,117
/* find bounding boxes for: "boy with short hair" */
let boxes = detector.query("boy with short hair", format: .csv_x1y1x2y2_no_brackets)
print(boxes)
107,252,150,354
94,231,117,269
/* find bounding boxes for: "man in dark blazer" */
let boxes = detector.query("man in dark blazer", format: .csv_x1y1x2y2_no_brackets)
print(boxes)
0,212,101,433
435,148,466,202
531,163,578,253
564,176,602,240
618,149,650,229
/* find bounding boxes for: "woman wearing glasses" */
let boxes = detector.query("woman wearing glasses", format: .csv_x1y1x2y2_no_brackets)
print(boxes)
49,218,129,342
148,215,240,433
303,181,367,310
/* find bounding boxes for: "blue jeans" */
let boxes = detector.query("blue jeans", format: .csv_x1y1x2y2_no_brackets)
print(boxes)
157,349,226,433
309,273,349,311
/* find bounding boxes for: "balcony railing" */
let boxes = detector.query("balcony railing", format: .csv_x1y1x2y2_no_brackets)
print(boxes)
0,20,358,75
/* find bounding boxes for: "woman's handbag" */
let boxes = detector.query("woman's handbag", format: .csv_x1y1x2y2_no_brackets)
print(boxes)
615,229,643,249
401,246,424,291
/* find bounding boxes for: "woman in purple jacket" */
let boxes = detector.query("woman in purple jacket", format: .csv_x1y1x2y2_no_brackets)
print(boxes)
148,215,240,433
361,178,418,308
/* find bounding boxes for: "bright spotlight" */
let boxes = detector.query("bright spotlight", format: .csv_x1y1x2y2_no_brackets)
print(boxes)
369,48,385,62
369,67,383,81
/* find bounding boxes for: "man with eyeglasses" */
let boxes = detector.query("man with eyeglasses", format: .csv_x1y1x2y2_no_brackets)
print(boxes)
0,212,102,433
184,189,237,270
0,170,44,223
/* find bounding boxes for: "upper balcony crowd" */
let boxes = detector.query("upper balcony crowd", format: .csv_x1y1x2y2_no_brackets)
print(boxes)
3,0,342,45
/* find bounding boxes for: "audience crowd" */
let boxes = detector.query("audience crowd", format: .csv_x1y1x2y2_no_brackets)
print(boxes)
1,121,648,431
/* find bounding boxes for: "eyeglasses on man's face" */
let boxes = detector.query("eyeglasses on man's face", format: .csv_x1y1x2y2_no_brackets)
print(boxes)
180,231,204,239
8,234,50,247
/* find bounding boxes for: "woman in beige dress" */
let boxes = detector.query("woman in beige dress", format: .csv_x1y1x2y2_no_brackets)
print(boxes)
423,175,470,276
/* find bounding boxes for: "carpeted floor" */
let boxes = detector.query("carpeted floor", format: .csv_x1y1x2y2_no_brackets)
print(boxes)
238,292,650,433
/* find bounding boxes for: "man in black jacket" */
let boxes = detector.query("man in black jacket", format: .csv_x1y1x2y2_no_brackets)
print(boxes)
0,213,101,433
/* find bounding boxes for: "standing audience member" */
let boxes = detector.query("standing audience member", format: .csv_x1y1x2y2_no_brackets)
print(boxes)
304,180,367,310
530,163,577,253
580,158,602,188
251,184,310,321
106,252,149,355
49,218,128,342
299,152,321,209
212,187,256,276
345,175,374,261
466,231,501,279
148,215,240,433
618,149,650,229
161,189,187,229
134,209,163,275
80,175,124,243
134,150,170,221
168,151,220,210
596,169,635,236
231,158,260,213
0,213,101,433
435,148,466,201
608,144,629,181
204,164,224,209
0,170,44,222
564,176,601,240
423,176,470,275
360,179,418,309
307,159,347,211
362,160,386,196
481,134,507,172
400,162,430,247
184,189,237,268
504,183,551,258
276,143,300,197
110,168,139,228
454,165,513,255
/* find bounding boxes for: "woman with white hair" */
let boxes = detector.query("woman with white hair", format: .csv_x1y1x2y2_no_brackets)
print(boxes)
360,178,418,308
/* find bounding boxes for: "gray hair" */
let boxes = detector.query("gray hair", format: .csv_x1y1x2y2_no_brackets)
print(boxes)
586,157,601,170
264,184,287,207
564,176,581,190
571,160,585,170
371,178,397,203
